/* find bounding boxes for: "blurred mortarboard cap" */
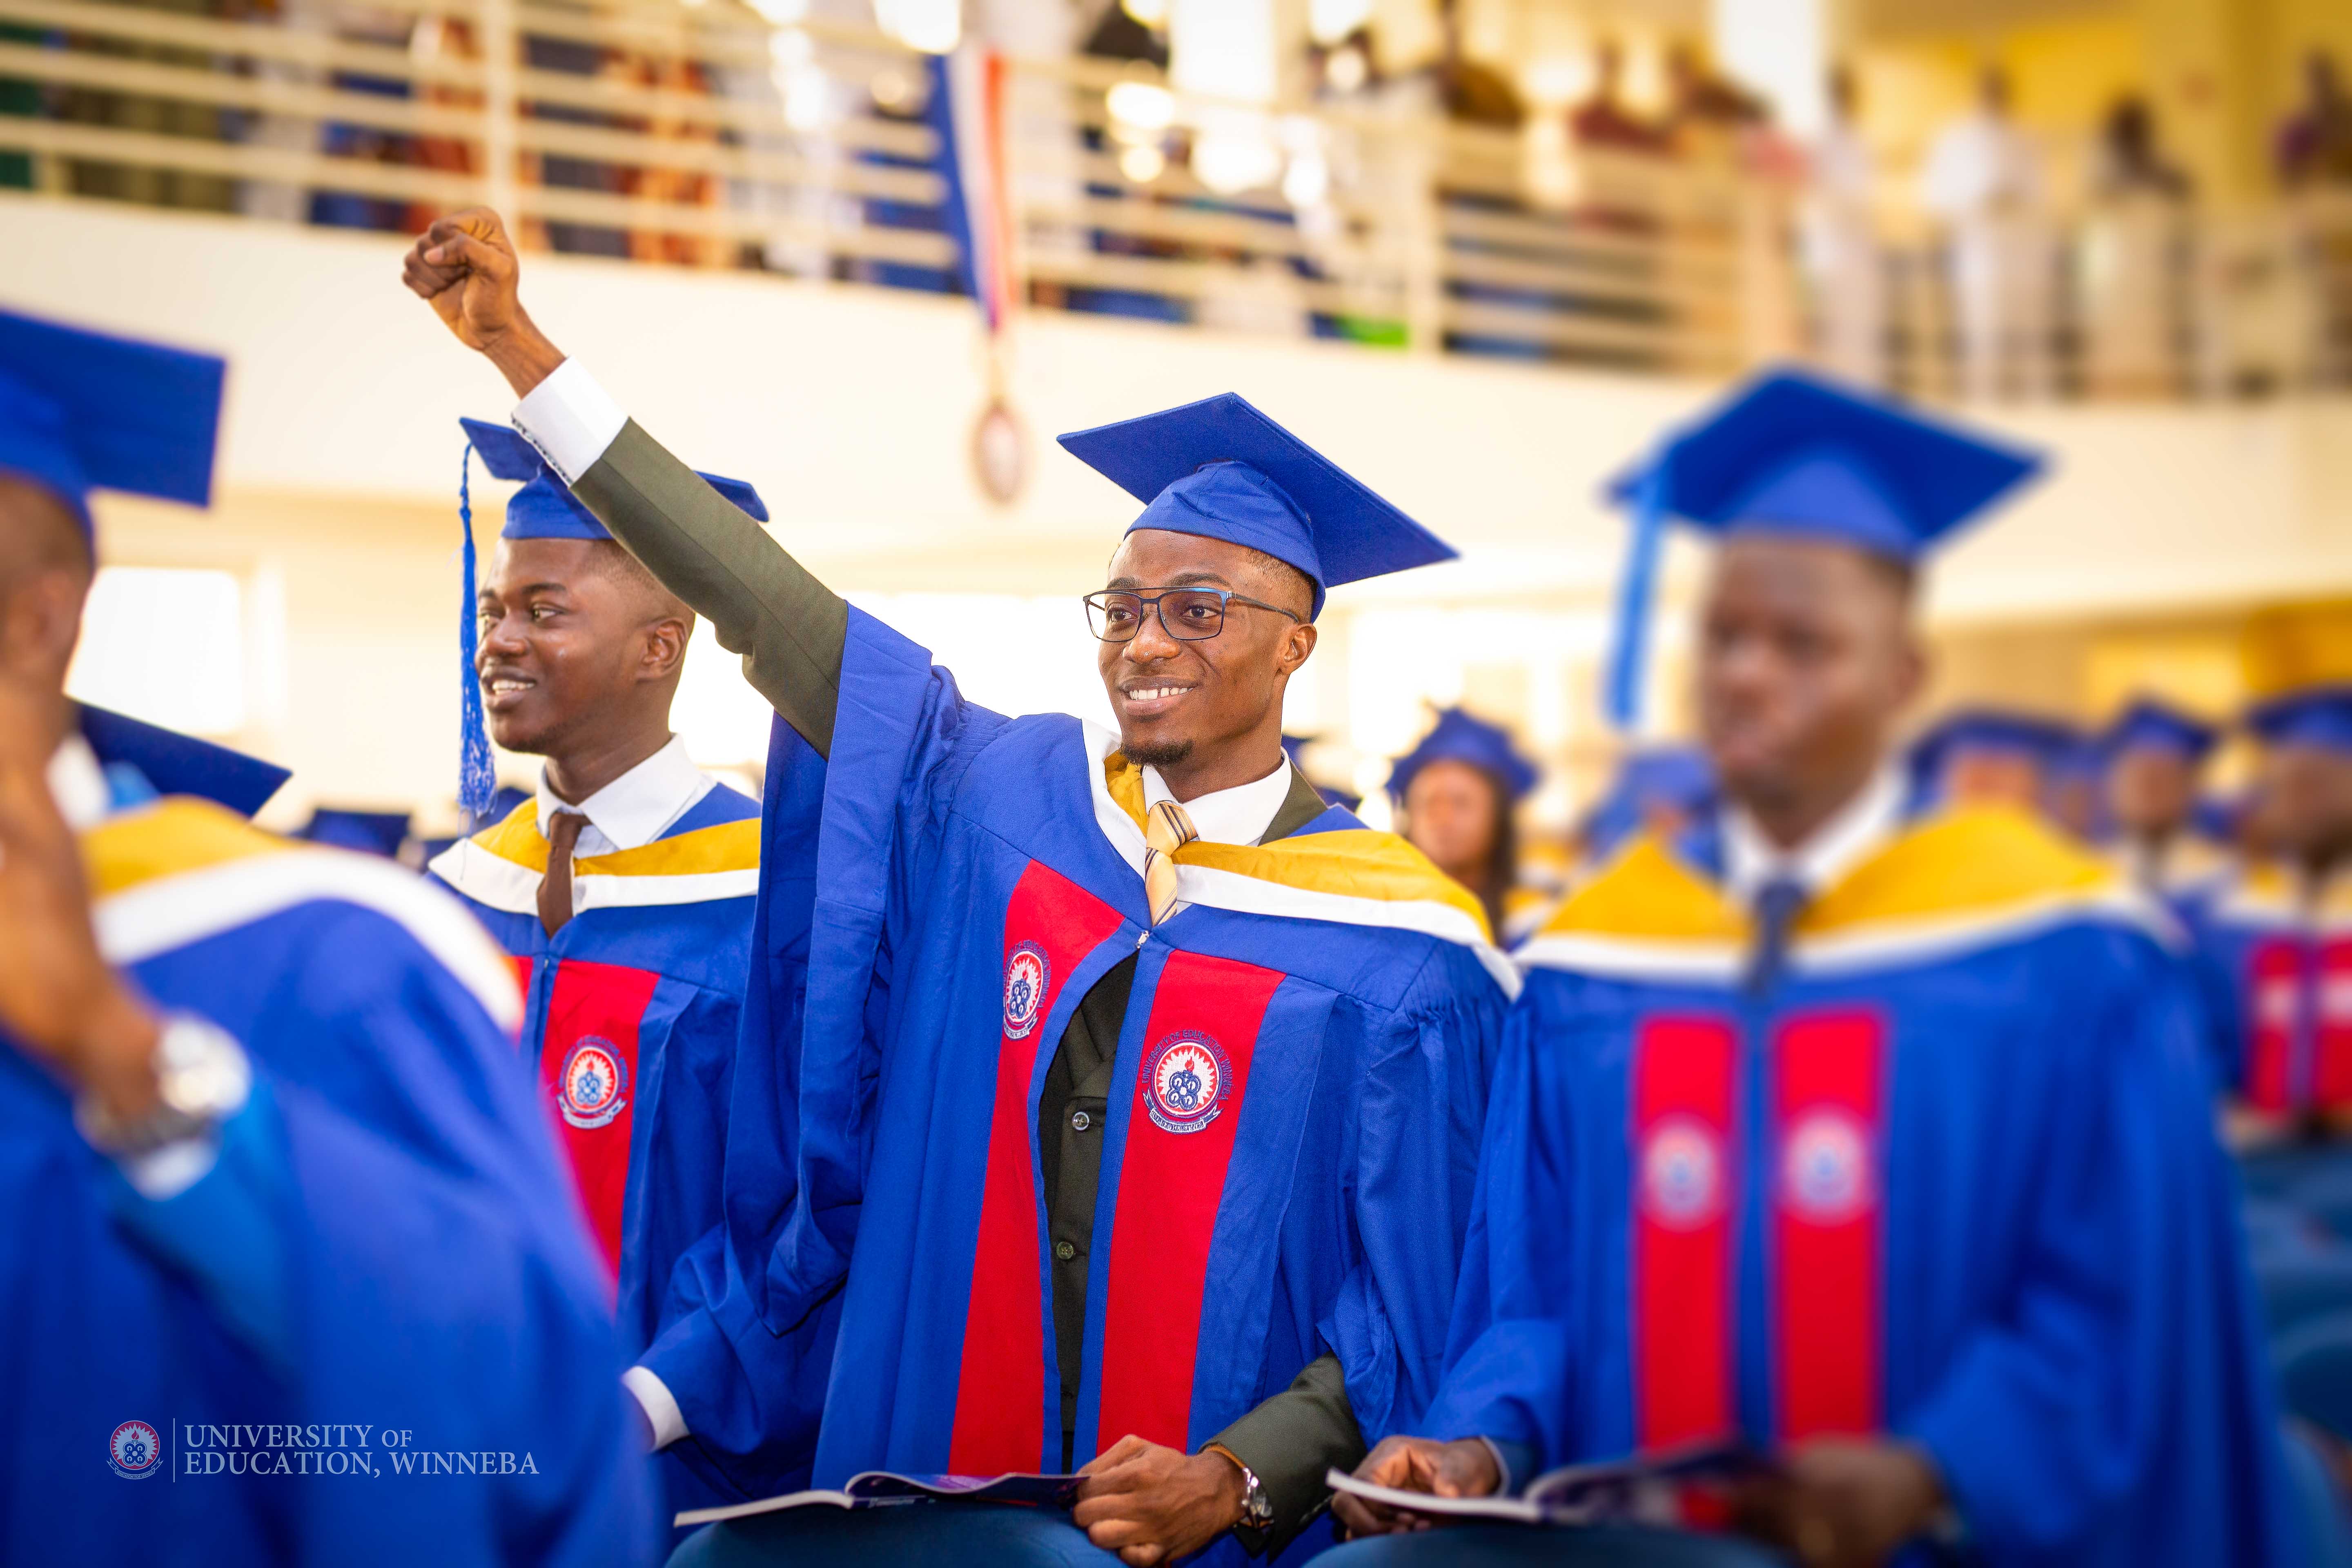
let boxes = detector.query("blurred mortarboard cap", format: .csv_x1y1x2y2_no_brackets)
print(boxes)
1387,708,1540,802
1908,708,2077,784
0,308,226,534
1057,392,1456,619
1606,369,2045,561
2192,794,2243,844
1580,745,1715,860
78,704,287,817
2247,686,2352,756
297,808,415,857
2100,696,2218,764
461,417,767,539
1601,370,2043,730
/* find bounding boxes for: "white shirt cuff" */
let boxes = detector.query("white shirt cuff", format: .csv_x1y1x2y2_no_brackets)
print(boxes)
117,1134,224,1200
512,357,628,485
622,1364,688,1450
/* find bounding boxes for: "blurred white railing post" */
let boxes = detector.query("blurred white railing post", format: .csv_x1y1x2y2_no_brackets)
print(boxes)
1398,136,1443,356
478,0,519,217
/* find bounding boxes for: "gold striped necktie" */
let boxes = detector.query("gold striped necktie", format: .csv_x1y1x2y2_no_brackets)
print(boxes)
1143,798,1200,925
539,810,589,937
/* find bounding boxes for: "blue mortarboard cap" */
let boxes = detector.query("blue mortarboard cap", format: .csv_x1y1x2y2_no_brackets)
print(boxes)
1057,392,1456,619
1601,369,2043,728
0,308,226,532
298,808,414,857
78,704,288,817
452,420,767,817
2192,794,2242,844
460,418,767,539
1387,708,1540,803
1579,745,1716,860
1907,708,2077,794
2100,696,2218,764
2248,687,2352,756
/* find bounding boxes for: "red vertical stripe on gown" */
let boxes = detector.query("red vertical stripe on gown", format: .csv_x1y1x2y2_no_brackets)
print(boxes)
2316,940,2352,1109
1631,1016,1738,1451
2249,939,2303,1114
948,863,1125,1474
1095,950,1284,1452
1772,1010,1884,1440
537,958,662,1281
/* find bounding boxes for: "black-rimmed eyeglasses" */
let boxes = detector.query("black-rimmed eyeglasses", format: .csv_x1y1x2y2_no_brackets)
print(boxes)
1084,588,1302,644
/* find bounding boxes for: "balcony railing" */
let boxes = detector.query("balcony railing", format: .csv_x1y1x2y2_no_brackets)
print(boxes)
3,0,2349,400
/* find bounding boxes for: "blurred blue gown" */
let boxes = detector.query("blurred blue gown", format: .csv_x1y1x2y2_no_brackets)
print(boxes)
0,763,657,1564
1423,804,2296,1567
652,610,1511,1564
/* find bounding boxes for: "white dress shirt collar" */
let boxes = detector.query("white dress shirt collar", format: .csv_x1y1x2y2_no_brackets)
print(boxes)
537,734,714,858
1141,756,1293,847
49,733,111,832
1721,763,1906,907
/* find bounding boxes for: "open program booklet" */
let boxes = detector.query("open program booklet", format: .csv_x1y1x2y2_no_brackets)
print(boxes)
676,1472,1082,1528
1324,1441,1762,1527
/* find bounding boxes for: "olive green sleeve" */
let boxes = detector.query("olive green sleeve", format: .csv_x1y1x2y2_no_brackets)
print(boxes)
569,419,846,757
1209,1353,1365,1557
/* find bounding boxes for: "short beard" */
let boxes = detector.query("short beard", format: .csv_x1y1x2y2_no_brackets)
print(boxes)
1122,736,1194,770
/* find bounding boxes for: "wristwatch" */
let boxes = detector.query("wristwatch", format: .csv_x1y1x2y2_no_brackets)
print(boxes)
76,1013,253,1158
1205,1442,1275,1533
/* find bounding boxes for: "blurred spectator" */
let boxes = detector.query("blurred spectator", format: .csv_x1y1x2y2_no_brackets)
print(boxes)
2094,95,2191,201
2277,52,2352,189
1079,0,1167,71
2084,95,2194,397
1568,40,1670,157
1664,40,1762,155
1921,65,2053,400
1802,64,1883,385
1431,0,1523,132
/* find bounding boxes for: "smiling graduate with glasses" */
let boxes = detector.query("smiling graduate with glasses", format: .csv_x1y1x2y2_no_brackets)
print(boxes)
406,205,1515,1568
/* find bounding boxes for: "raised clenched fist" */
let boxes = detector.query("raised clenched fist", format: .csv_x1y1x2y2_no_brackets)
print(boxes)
401,207,565,397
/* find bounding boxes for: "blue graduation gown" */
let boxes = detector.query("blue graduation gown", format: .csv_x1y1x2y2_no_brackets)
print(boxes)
676,610,1511,1551
2,792,655,1564
432,781,768,1514
2185,864,2352,1116
1425,807,2294,1567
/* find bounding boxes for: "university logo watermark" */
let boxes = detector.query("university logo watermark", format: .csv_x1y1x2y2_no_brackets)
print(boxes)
111,1421,542,1480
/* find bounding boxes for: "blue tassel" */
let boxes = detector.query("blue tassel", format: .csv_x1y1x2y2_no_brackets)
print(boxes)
1603,463,1668,731
457,442,497,824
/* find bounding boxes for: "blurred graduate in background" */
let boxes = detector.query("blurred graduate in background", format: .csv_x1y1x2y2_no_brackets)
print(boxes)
1903,705,2075,815
1332,369,2293,1568
0,307,655,1563
2101,695,2224,908
1388,707,1539,941
2192,687,2352,1140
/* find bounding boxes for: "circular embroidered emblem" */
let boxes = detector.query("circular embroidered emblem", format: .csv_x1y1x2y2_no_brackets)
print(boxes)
1780,1108,1874,1224
1143,1031,1233,1136
1639,1116,1724,1230
558,1039,628,1130
109,1420,162,1480
1003,942,1051,1041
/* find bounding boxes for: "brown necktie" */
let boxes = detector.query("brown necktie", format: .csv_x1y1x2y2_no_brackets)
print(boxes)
1143,799,1199,926
539,810,588,937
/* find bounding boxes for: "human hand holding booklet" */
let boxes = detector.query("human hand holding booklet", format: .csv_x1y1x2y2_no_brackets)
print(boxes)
675,1472,1083,1528
1324,1440,1762,1527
